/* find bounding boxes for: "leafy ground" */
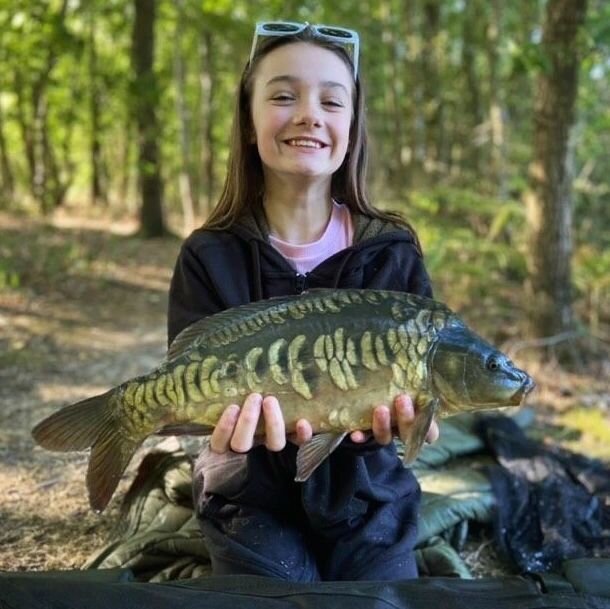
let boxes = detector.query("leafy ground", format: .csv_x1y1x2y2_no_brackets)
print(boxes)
0,210,608,575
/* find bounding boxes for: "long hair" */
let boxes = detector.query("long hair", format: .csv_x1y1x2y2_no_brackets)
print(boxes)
203,27,418,240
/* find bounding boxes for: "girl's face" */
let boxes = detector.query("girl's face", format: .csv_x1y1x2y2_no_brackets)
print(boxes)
250,42,353,190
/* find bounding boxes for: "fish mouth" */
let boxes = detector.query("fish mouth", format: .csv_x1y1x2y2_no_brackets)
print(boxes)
511,374,536,405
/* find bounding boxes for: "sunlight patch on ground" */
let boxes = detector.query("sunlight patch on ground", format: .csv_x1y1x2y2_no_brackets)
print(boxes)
55,325,165,352
558,407,610,461
36,383,113,404
50,208,140,236
88,259,171,292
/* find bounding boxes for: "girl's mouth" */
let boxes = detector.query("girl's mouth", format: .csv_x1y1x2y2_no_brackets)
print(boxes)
284,138,327,149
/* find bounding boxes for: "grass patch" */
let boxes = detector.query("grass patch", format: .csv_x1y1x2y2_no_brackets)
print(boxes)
558,408,610,461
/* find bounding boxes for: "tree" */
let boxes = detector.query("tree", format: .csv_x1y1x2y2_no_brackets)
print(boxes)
131,0,165,237
523,0,588,340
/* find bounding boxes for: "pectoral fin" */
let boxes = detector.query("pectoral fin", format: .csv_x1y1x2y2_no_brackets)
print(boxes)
403,398,438,464
295,432,348,482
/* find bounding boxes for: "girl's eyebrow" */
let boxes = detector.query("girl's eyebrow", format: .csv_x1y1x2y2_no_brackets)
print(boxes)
265,75,349,94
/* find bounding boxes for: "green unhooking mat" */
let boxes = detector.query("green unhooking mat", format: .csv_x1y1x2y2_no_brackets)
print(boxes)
1,565,609,609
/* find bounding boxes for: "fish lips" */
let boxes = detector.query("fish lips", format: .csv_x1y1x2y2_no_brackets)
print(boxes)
510,372,536,405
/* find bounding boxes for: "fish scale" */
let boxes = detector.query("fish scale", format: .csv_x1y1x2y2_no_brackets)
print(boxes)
31,288,535,512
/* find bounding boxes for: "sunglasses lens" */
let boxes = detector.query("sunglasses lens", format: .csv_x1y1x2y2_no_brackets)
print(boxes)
262,23,301,33
318,27,352,39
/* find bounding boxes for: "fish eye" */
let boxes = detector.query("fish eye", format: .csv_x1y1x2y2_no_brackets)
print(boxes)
486,356,500,371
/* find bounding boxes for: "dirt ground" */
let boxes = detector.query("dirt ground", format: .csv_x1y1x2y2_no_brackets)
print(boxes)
0,211,181,570
0,211,608,575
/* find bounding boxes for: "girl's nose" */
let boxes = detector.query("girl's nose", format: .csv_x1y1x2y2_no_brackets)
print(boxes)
293,101,322,127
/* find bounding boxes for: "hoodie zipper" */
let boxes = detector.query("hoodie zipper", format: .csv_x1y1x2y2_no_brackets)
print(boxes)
295,272,308,293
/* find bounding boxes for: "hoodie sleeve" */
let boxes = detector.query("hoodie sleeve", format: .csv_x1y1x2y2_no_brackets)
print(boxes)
167,240,225,347
406,252,434,299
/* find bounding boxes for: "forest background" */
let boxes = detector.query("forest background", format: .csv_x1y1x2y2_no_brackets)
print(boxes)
0,0,608,572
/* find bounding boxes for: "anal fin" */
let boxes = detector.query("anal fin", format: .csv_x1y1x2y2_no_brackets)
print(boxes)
295,432,348,482
403,398,439,464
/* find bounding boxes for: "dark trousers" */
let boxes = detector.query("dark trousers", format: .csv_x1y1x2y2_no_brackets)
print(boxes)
194,441,421,581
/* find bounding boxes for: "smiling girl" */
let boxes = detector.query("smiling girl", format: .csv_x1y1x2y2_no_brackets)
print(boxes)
168,22,438,581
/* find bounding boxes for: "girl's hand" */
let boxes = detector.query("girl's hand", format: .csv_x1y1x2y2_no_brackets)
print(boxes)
209,393,439,454
283,394,440,447
209,393,311,454
349,394,440,446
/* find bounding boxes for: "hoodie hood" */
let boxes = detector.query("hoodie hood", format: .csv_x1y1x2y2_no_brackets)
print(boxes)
225,205,423,297
229,204,418,248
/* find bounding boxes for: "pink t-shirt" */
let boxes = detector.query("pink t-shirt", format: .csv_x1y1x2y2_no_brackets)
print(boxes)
269,201,354,274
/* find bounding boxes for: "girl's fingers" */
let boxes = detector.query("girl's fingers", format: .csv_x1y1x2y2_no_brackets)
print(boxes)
210,393,440,456
395,394,415,444
291,418,313,445
262,395,286,451
395,394,440,444
350,430,368,443
230,393,263,453
209,404,240,453
371,405,393,445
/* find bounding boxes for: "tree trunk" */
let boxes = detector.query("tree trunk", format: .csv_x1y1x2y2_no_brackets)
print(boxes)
421,0,443,176
524,0,588,339
89,5,107,206
12,0,69,213
118,119,134,211
404,0,426,186
380,0,406,188
0,102,15,205
462,0,484,175
132,0,165,237
14,72,38,206
174,0,196,234
199,29,216,218
486,0,507,198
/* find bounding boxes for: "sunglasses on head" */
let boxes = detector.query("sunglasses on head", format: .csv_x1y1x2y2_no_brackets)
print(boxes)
249,21,360,78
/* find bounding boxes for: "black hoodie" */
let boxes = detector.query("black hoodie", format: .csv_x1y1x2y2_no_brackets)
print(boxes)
168,207,434,580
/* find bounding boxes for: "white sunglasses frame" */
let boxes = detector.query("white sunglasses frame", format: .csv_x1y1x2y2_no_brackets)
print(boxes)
248,21,360,78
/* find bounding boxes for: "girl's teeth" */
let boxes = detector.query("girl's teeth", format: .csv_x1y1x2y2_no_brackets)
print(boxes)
288,139,322,148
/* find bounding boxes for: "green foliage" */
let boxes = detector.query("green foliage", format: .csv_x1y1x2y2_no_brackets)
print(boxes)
383,188,529,336
0,263,20,289
0,0,607,335
0,225,94,292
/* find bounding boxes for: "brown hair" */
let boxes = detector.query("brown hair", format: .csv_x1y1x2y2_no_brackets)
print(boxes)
203,27,418,241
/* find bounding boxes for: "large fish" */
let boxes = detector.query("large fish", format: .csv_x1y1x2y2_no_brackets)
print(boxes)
32,289,534,512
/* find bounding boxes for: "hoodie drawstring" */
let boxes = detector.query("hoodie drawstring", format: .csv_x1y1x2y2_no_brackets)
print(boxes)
250,240,264,301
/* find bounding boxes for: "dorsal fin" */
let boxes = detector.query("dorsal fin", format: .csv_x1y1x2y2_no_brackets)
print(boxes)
165,288,450,362
166,289,347,361
165,294,301,361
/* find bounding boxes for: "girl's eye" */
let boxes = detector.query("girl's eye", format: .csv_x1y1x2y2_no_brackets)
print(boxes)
323,100,344,108
271,94,294,102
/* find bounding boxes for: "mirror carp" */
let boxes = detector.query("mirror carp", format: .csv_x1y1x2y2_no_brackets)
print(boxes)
32,288,535,512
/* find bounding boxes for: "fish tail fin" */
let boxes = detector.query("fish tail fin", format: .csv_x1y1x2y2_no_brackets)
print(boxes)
32,390,117,451
402,399,437,464
32,389,140,512
87,426,139,513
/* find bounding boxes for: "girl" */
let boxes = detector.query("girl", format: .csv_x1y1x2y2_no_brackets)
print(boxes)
168,22,439,582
